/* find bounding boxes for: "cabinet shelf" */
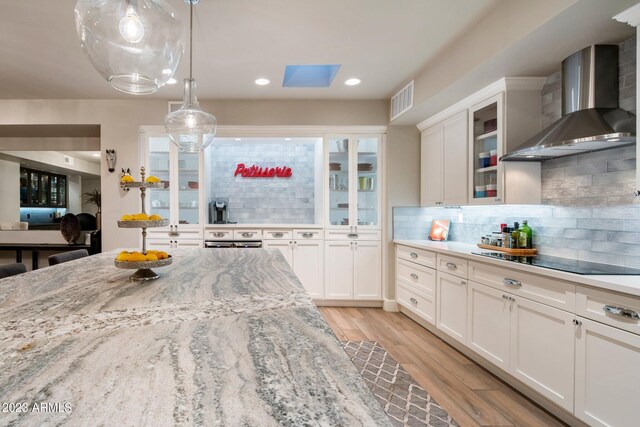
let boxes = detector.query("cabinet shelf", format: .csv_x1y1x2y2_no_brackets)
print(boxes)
475,166,498,173
475,130,498,140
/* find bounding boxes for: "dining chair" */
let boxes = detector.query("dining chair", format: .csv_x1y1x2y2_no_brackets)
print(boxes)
48,249,89,266
0,262,27,279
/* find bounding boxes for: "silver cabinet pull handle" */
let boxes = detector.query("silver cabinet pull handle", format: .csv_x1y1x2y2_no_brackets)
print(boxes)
213,232,224,238
302,232,314,238
460,280,466,285
241,232,254,238
503,278,522,287
410,273,419,280
572,319,583,326
502,295,509,300
446,262,457,270
347,233,359,239
603,305,640,320
410,252,418,259
410,297,418,304
272,232,284,238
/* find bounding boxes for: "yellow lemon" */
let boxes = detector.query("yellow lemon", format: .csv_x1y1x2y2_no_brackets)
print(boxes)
145,175,160,183
157,251,168,260
149,214,162,221
146,253,158,261
120,175,134,183
133,213,149,221
120,214,133,221
116,252,131,262
130,252,147,262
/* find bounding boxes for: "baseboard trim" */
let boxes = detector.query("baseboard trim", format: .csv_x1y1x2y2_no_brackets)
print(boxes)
382,299,399,312
314,299,383,308
398,306,589,427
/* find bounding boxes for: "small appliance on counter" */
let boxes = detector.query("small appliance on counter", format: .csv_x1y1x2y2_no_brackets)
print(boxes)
209,199,236,224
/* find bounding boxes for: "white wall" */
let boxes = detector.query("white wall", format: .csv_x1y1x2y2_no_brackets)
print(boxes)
384,126,421,301
68,175,81,214
0,99,388,250
0,158,20,222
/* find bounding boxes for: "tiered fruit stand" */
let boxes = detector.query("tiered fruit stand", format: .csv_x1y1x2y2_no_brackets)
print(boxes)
115,167,172,281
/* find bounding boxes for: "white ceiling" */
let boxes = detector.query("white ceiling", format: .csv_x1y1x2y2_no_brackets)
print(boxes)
0,0,501,100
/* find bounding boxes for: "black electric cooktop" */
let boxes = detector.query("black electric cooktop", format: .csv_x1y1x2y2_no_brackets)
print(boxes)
472,252,640,275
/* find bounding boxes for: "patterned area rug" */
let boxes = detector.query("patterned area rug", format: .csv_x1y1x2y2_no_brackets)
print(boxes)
342,341,459,427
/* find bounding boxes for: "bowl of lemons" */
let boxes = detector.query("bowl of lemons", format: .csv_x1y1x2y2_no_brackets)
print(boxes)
117,213,169,228
114,250,172,269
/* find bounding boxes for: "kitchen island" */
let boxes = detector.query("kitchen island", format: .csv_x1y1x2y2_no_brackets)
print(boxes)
0,249,390,426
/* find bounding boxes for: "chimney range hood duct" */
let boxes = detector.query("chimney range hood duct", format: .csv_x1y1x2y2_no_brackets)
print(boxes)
501,45,635,161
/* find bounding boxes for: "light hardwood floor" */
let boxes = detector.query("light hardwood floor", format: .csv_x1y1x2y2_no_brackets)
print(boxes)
319,307,567,427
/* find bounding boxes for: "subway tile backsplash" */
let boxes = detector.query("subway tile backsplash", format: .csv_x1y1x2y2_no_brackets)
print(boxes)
393,204,640,268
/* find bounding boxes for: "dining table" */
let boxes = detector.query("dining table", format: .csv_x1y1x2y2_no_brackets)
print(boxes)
0,248,390,426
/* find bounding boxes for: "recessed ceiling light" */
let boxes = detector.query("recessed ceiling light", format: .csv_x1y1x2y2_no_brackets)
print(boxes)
166,77,177,84
255,78,270,86
344,78,361,86
235,138,242,141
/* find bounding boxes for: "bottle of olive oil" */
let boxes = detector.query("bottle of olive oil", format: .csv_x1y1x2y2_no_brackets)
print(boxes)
518,220,532,249
511,222,520,249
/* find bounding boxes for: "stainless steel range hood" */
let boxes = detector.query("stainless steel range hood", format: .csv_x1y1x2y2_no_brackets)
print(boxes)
501,45,635,161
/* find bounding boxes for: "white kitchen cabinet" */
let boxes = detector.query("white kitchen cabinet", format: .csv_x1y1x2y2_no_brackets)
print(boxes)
509,296,575,411
325,241,353,299
420,111,468,206
325,240,381,300
468,85,543,205
325,135,382,229
141,130,204,241
147,239,202,249
574,317,640,427
467,281,510,371
436,271,468,345
264,239,324,298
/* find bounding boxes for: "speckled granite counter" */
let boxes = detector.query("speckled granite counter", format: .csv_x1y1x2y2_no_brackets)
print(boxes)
0,249,390,426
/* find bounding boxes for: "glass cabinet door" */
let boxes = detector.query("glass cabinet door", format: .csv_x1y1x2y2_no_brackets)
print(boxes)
50,176,58,206
147,137,171,220
39,174,49,206
29,171,39,205
58,177,66,207
177,151,199,225
355,137,379,227
470,94,502,204
20,170,28,206
327,137,351,227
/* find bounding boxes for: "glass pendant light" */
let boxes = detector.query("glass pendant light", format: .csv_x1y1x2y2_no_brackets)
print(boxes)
164,0,217,152
75,0,184,94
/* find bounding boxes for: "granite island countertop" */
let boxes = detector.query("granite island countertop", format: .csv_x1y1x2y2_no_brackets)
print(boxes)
0,248,390,426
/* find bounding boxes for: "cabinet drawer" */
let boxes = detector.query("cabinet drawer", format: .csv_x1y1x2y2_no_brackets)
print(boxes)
437,254,468,278
263,230,293,240
324,229,381,241
469,261,575,311
398,281,435,325
233,230,263,240
396,258,435,296
576,287,640,335
148,227,202,239
205,229,234,240
293,229,322,240
396,245,436,269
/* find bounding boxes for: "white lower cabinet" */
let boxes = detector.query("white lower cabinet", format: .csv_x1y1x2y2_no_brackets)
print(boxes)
574,317,640,427
147,238,202,249
467,281,510,371
436,271,468,344
264,239,323,299
509,296,575,412
325,240,381,300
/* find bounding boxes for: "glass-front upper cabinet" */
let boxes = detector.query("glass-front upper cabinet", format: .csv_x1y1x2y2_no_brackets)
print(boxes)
326,135,381,229
142,131,203,229
469,93,503,204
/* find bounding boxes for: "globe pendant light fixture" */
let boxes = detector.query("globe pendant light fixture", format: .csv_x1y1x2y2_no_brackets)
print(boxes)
164,0,217,152
75,0,184,94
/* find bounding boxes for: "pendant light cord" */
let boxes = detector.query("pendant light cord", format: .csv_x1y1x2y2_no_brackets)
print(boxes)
189,0,193,80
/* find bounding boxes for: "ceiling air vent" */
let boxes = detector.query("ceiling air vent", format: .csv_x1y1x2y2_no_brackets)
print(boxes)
390,80,414,120
63,155,74,165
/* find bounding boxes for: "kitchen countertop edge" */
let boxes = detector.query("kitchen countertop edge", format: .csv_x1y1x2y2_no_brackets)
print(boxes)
394,239,640,298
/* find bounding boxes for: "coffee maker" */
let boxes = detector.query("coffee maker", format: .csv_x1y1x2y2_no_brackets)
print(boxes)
209,199,232,224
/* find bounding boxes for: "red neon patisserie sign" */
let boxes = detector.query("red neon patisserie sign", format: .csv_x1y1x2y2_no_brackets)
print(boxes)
234,163,293,178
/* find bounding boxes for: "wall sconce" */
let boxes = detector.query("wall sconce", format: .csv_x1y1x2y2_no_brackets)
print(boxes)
106,149,117,172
